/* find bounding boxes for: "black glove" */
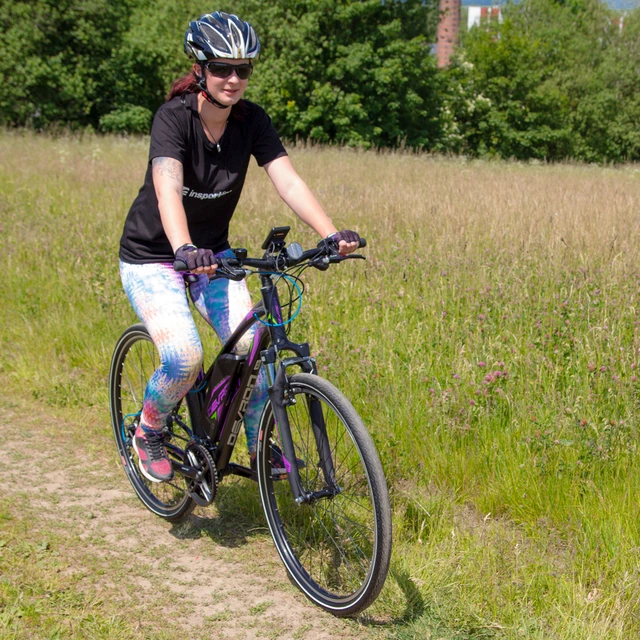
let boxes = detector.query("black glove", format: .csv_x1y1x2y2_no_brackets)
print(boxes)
327,230,361,247
174,243,215,270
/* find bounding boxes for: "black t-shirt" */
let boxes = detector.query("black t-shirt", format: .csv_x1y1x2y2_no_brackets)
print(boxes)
119,94,287,263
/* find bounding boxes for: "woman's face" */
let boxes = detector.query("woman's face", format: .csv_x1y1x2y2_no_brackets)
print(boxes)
195,59,252,107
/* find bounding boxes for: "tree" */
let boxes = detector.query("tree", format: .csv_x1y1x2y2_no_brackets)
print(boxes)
440,0,640,162
0,0,136,129
0,0,443,148
220,0,441,148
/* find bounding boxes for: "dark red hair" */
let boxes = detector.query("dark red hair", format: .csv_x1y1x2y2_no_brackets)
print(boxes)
166,71,200,102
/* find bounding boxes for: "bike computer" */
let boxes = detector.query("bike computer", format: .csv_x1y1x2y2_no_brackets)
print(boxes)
261,226,290,250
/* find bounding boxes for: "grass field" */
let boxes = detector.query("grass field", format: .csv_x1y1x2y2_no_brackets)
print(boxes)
1,131,640,638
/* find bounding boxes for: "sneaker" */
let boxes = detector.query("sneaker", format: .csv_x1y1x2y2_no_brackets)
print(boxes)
133,425,174,483
251,443,306,479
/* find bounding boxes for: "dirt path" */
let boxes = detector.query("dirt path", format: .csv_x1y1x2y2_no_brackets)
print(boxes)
0,389,384,639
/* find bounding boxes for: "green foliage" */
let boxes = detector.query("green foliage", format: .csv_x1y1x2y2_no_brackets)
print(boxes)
224,0,441,148
0,0,137,129
440,0,640,162
1,0,638,159
99,104,152,134
569,8,640,161
106,0,213,117
0,0,440,146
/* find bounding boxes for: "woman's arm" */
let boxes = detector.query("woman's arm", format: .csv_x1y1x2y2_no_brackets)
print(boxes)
152,157,191,251
263,156,359,254
152,156,215,273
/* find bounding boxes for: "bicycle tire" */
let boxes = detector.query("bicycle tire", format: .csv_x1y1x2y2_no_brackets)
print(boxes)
109,324,196,521
256,373,392,616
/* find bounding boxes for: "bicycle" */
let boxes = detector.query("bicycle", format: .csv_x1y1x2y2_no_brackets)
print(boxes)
109,226,392,616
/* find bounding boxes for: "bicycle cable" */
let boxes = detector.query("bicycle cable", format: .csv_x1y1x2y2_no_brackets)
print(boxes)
253,272,304,328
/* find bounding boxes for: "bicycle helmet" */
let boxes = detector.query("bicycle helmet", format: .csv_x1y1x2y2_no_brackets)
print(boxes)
185,12,260,61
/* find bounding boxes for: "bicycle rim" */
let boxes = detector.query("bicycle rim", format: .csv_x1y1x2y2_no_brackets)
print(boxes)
109,324,195,521
257,373,391,616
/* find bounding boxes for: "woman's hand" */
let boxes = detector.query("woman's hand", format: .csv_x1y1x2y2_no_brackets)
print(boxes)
327,230,361,255
174,244,218,275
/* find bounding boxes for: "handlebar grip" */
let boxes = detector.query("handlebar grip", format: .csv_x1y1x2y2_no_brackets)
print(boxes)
173,259,189,272
359,238,367,248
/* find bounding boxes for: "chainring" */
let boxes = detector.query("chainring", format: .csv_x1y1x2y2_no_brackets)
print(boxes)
184,442,218,506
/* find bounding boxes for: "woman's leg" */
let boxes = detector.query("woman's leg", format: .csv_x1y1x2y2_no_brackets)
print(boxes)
119,261,204,431
189,266,267,455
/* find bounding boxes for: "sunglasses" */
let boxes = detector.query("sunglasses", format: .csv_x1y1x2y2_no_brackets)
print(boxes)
204,61,253,80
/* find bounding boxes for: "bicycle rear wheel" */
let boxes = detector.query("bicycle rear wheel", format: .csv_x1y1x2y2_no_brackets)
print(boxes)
256,373,392,616
109,324,196,521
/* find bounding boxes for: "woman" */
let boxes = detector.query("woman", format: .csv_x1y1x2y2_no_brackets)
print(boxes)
118,11,360,483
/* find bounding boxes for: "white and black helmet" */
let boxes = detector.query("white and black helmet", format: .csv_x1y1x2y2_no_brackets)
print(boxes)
185,12,260,61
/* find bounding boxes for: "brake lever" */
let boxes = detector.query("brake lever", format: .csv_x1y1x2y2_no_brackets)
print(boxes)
211,257,246,282
327,253,366,263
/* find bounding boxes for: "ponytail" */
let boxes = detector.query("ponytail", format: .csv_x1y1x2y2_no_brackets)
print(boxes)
166,71,199,102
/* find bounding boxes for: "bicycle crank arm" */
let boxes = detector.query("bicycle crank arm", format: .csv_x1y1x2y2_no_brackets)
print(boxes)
170,459,201,479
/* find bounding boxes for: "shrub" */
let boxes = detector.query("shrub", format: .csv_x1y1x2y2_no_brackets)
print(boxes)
99,104,153,135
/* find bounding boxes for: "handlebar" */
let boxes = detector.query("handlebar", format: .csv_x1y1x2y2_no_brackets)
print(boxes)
173,237,366,280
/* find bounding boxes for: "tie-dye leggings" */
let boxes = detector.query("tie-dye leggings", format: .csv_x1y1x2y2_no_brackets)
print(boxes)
119,256,268,454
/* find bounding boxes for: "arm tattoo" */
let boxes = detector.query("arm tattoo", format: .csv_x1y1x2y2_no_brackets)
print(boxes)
152,156,183,186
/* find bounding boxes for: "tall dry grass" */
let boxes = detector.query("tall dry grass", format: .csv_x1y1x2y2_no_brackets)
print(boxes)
2,130,640,638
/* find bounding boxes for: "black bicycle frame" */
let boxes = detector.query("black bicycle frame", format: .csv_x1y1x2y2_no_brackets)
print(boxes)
175,270,338,503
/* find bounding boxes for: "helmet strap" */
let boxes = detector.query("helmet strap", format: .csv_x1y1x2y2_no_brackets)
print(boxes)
197,65,231,110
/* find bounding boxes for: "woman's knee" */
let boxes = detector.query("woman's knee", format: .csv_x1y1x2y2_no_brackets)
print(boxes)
159,341,204,385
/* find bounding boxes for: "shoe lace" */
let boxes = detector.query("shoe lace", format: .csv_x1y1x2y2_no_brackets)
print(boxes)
144,431,168,462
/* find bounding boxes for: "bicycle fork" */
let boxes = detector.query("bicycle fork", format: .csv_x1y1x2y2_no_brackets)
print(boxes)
267,364,340,504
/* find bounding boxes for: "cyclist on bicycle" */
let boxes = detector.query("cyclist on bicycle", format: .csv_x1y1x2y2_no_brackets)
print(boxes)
118,11,360,483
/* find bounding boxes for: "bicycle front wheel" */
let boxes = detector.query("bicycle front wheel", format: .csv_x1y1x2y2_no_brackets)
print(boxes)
256,373,392,616
109,324,196,521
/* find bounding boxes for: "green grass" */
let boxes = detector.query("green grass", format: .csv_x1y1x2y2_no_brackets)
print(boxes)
2,130,640,638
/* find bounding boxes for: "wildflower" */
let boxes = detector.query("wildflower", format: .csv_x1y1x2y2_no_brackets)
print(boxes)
600,366,607,373
478,361,486,367
453,374,460,379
